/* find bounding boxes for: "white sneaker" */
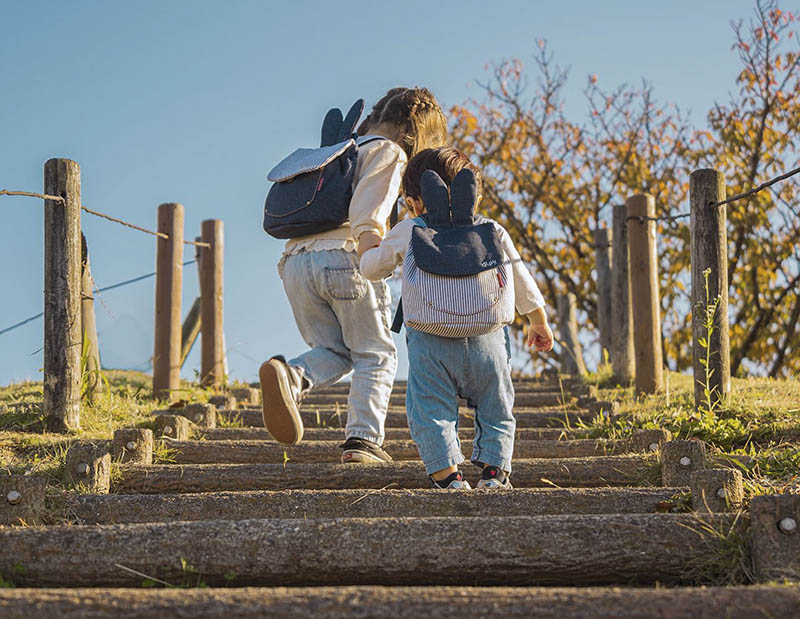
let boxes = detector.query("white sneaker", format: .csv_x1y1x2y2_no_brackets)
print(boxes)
431,472,472,490
475,466,513,489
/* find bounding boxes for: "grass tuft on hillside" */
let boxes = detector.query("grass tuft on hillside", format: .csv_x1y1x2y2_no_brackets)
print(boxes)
576,369,800,494
0,370,219,489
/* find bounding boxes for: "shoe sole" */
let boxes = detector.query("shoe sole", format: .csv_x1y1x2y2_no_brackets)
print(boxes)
341,449,390,464
476,480,513,489
259,360,303,445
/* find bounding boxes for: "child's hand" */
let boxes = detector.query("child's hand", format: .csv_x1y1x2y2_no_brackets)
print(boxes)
357,231,382,257
527,321,554,352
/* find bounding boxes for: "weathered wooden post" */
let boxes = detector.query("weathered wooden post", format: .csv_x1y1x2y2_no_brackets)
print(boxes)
80,234,101,399
611,204,635,385
201,219,225,387
180,238,204,367
44,158,82,432
626,194,664,394
593,227,613,364
690,169,730,412
153,203,184,401
556,292,587,376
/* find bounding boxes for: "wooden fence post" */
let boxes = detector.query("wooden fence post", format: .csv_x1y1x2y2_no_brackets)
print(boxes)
44,158,82,432
626,194,664,394
153,203,184,401
593,227,613,364
201,219,224,388
611,204,635,385
80,234,101,400
690,169,730,411
180,238,204,367
556,292,587,376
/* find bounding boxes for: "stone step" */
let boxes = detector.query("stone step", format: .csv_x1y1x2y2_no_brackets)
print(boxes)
3,586,798,619
59,487,682,524
196,427,572,442
0,513,740,587
308,384,569,398
222,407,592,429
113,455,659,493
300,391,567,407
165,438,635,465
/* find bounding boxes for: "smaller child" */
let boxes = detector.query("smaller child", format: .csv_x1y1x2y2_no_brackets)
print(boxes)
360,147,554,489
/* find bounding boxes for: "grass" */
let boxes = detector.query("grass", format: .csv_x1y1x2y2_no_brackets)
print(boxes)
572,371,800,491
1,370,214,492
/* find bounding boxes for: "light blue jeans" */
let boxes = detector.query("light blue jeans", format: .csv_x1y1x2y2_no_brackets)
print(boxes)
405,326,515,475
279,249,397,444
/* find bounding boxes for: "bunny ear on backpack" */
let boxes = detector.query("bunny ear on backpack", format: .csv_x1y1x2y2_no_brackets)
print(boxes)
420,170,451,227
449,168,478,226
337,99,365,143
320,108,344,147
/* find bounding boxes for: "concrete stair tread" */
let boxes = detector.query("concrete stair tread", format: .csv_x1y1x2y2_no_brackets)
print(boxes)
2,585,798,618
221,408,593,429
0,513,741,587
163,438,636,464
112,455,659,493
196,427,572,441
57,487,685,524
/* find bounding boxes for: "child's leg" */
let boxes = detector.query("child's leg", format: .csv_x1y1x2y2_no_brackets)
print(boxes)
314,250,397,445
462,328,516,474
406,328,465,476
280,252,354,388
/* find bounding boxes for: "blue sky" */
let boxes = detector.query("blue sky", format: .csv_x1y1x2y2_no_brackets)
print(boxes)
0,0,760,384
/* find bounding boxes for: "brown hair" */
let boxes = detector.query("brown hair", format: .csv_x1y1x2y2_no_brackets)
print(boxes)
357,87,447,159
401,147,483,203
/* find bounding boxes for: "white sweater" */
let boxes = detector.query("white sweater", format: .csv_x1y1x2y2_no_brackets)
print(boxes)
360,216,547,316
282,138,406,257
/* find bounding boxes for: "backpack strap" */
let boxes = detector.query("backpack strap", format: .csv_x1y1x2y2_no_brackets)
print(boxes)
390,216,426,334
390,299,404,334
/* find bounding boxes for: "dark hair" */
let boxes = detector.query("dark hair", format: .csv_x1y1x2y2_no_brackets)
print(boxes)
357,87,447,159
402,147,483,203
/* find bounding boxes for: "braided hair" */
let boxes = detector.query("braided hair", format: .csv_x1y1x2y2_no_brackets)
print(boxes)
357,87,447,159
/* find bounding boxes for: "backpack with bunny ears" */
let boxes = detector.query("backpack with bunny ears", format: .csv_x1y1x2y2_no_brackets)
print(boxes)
398,168,516,338
263,99,386,239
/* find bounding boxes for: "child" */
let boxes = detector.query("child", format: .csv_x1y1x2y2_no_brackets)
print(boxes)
359,147,554,488
260,88,447,464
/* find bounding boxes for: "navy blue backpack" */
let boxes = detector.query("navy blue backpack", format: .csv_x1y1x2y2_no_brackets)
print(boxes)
263,99,386,239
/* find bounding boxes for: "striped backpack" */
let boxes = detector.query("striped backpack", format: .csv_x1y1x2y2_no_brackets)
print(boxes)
398,169,515,338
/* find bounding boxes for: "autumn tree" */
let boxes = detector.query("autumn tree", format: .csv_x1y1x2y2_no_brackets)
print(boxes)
453,0,799,377
694,0,800,377
452,44,693,372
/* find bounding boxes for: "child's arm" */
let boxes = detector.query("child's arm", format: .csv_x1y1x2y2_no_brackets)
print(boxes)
350,141,407,256
359,218,414,281
525,307,554,352
495,224,554,352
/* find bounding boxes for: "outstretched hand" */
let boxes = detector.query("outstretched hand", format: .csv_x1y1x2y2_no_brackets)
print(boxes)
527,321,554,352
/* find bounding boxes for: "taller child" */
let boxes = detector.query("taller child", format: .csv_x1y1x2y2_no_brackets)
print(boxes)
260,88,447,463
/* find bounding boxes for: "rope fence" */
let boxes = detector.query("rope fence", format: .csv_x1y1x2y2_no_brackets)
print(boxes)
0,189,211,248
625,164,800,224
0,260,198,337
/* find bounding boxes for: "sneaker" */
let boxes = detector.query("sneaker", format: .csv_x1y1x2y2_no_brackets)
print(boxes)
259,356,305,444
475,465,512,489
340,437,393,463
431,471,472,490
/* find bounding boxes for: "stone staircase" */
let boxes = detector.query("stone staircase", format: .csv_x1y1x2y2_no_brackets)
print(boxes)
1,378,799,617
